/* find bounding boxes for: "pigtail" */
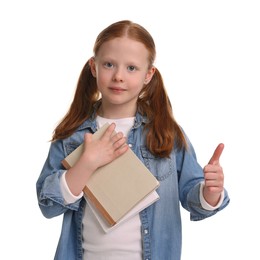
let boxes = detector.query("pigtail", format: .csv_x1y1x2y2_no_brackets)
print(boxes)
139,68,187,157
52,60,99,141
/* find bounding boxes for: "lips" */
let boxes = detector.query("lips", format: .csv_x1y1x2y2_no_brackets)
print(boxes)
109,87,126,93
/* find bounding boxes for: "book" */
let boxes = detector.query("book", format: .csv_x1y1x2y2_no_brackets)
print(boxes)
84,190,159,233
62,123,160,227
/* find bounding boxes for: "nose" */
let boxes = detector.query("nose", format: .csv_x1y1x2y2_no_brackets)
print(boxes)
113,68,124,82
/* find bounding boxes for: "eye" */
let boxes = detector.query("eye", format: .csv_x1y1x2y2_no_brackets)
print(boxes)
127,65,136,72
104,62,113,68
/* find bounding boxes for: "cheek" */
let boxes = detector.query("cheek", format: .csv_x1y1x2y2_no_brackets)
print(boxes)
96,71,110,86
130,83,145,96
131,77,146,90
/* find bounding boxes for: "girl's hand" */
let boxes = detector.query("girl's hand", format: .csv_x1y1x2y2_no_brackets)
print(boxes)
81,123,128,172
203,143,225,206
65,123,128,195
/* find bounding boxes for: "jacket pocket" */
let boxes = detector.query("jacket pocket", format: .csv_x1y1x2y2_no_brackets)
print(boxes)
140,147,175,181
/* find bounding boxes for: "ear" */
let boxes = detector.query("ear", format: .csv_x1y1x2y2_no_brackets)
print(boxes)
89,57,97,77
144,66,156,85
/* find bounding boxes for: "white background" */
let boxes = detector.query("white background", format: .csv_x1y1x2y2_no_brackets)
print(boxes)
1,0,259,259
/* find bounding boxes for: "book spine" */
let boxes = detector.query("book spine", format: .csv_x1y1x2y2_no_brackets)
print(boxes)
61,159,71,170
83,186,116,226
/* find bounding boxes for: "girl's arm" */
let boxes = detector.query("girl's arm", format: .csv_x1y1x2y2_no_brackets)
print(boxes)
177,136,229,221
36,123,128,218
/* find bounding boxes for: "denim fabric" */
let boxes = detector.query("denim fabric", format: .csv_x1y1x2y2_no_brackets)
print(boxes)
36,111,230,260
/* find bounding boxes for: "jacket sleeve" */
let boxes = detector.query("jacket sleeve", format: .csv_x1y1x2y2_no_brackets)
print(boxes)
36,140,82,219
176,136,230,221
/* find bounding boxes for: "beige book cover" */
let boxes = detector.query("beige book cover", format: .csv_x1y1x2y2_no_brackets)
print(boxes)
62,123,160,226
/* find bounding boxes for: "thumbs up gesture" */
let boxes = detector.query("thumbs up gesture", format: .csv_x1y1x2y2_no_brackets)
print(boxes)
203,143,225,207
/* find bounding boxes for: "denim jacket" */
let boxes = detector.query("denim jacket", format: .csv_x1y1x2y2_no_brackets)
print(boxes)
36,111,230,260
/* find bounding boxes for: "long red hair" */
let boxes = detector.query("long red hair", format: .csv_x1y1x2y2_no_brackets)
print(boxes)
52,20,186,157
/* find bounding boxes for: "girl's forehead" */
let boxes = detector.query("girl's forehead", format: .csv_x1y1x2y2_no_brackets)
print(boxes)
97,37,148,56
100,36,146,49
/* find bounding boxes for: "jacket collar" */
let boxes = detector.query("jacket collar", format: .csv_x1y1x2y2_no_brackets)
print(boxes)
76,100,149,132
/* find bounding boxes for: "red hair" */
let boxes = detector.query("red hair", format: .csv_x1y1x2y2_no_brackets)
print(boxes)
52,20,186,157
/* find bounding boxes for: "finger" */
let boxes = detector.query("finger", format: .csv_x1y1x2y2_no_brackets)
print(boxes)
84,133,93,143
111,131,124,143
208,143,224,165
101,123,116,140
114,142,129,157
113,136,127,150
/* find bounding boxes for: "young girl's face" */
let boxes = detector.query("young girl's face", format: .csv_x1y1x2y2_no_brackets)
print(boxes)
90,37,155,118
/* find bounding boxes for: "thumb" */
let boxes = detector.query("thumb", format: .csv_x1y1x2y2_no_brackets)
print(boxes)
84,133,93,144
208,143,224,165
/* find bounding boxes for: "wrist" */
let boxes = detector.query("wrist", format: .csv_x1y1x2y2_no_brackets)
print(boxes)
200,182,224,210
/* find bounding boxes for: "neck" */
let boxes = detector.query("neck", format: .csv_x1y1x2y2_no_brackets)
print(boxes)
98,102,137,119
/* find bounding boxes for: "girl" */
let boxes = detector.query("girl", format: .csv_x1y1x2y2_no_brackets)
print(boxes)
36,20,230,260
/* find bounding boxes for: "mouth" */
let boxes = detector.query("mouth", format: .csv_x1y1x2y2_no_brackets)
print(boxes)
108,87,126,93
